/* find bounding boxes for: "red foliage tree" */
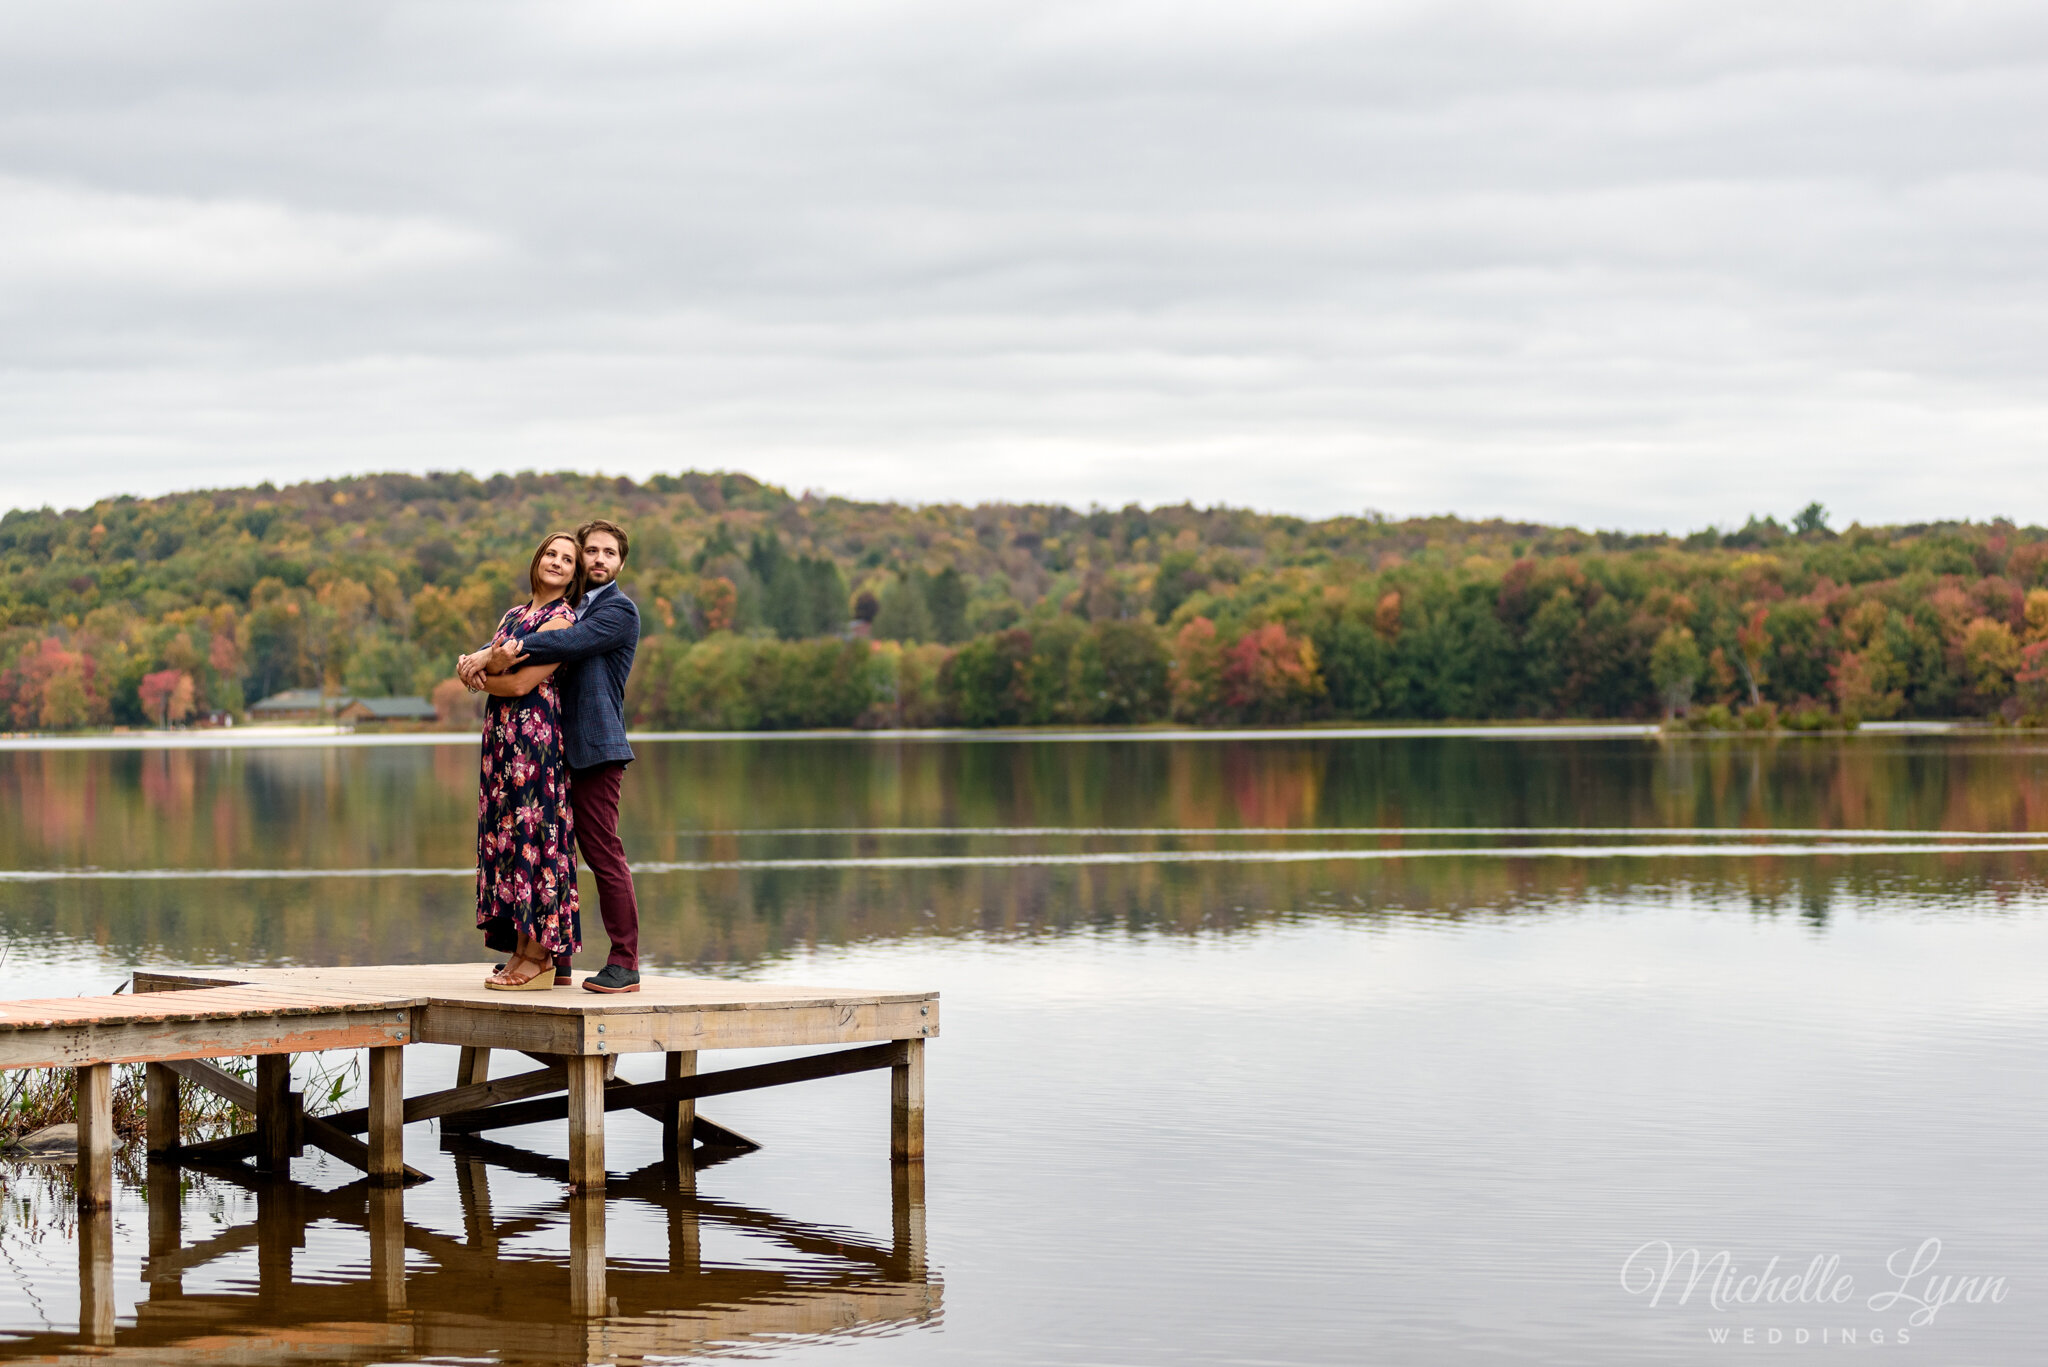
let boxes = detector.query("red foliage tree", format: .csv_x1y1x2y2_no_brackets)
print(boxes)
0,637,107,731
139,668,196,726
1220,623,1326,723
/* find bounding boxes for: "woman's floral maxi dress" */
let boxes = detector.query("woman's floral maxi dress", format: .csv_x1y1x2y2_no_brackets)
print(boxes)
475,599,581,959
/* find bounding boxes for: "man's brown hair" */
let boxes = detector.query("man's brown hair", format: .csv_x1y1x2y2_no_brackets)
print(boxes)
577,518,629,563
528,532,587,602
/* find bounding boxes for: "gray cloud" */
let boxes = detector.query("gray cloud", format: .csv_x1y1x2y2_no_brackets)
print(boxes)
3,0,2047,529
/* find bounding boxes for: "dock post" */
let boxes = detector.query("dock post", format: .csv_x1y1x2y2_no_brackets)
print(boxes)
75,1062,114,1210
255,1055,294,1172
566,1054,606,1193
660,1050,697,1178
457,1045,492,1087
568,1193,607,1317
79,1203,116,1345
367,1045,405,1185
145,1062,180,1155
890,1038,925,1163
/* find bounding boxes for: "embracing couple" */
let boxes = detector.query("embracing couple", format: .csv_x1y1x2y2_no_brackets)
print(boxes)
456,518,642,994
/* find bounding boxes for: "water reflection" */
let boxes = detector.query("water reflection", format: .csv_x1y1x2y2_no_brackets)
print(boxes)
4,1143,933,1365
5,845,2046,976
7,736,2048,876
0,734,2043,975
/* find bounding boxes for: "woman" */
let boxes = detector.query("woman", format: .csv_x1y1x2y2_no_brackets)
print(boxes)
474,533,584,989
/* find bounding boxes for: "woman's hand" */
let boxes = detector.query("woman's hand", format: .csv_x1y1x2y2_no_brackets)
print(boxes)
456,650,491,691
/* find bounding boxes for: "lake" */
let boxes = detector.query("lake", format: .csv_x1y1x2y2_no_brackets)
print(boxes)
3,731,2047,1364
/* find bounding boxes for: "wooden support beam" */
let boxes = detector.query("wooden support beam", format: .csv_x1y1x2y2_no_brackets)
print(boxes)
301,1109,429,1184
891,1037,924,1163
445,1042,903,1135
367,1045,405,1186
519,1048,613,1081
325,1063,566,1134
255,1054,295,1172
691,1113,761,1151
75,1062,114,1210
566,1054,606,1193
161,1056,257,1112
457,1045,491,1087
167,1130,261,1164
625,1096,758,1151
156,1051,427,1180
146,1061,180,1154
660,1051,697,1173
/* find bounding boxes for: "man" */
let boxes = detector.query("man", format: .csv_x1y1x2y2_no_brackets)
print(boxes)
459,519,643,993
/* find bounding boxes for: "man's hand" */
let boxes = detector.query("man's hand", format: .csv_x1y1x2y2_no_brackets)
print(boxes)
486,639,529,673
456,650,488,691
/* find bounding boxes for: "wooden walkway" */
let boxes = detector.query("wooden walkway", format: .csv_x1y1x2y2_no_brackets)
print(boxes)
0,963,937,1207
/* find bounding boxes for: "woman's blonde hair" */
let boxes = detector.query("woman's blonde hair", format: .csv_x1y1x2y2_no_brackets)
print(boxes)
527,532,586,603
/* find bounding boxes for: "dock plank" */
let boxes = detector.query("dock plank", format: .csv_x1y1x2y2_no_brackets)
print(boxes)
141,963,934,1013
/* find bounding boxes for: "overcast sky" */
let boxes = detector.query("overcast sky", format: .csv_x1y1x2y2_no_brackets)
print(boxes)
2,0,2046,531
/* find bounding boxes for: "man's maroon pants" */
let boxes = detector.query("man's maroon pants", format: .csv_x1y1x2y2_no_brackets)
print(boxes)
568,761,638,970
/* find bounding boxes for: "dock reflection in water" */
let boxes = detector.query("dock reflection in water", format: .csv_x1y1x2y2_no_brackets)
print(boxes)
14,1142,934,1365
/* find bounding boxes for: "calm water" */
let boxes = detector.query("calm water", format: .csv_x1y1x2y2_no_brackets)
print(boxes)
3,732,2048,1364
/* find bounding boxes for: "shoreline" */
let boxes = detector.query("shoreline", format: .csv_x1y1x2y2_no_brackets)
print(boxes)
0,719,1983,753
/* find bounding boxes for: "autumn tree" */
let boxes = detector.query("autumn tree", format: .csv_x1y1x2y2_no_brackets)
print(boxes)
1732,607,1768,708
1170,617,1225,723
1959,617,2020,707
1220,623,1325,723
1649,626,1702,718
139,668,196,726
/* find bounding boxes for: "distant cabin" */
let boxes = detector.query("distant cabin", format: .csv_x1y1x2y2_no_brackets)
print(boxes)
249,691,438,726
246,688,336,722
336,697,439,726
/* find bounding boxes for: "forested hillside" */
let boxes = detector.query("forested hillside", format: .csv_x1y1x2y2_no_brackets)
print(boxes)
3,470,2046,731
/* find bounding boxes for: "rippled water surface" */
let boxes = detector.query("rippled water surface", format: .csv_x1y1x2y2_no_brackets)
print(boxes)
3,732,2048,1364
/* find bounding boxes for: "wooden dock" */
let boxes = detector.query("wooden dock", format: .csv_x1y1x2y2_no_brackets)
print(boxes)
0,963,938,1207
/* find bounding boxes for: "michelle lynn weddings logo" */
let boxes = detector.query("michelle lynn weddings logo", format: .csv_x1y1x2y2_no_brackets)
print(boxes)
1620,1238,2009,1346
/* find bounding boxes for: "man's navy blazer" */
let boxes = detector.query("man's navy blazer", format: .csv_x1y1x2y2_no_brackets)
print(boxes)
511,580,638,771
